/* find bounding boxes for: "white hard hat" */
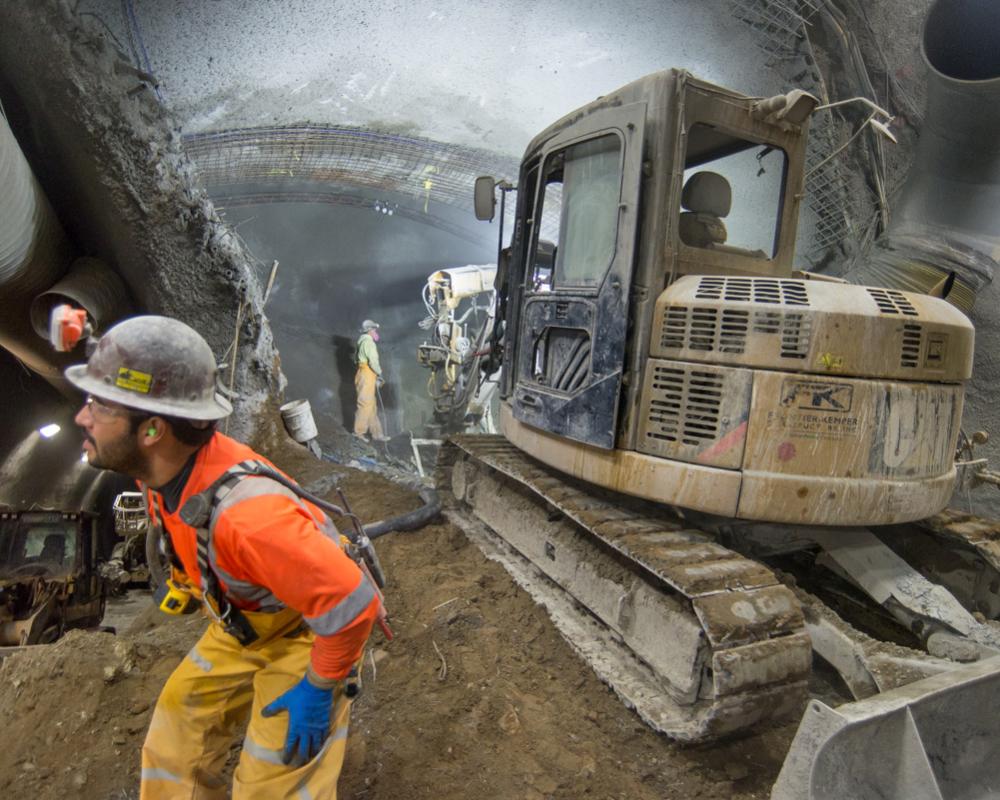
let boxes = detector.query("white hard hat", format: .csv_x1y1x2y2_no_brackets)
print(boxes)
65,315,233,421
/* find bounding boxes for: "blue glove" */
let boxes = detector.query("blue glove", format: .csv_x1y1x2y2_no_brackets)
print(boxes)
261,673,334,765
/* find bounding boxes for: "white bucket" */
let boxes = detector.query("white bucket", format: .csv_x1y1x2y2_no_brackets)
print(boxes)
279,399,318,443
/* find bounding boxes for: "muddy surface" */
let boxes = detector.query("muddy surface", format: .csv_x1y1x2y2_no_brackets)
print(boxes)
0,440,800,799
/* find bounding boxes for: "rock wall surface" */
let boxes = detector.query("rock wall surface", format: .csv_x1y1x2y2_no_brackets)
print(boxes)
0,0,285,444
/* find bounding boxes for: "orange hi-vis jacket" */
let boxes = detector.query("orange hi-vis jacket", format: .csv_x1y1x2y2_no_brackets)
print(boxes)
146,433,378,680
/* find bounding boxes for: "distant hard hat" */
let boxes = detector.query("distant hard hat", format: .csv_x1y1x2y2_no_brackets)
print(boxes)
360,319,380,332
64,315,233,420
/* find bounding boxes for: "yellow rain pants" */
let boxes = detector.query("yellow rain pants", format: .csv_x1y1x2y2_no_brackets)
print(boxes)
140,609,353,799
353,363,384,439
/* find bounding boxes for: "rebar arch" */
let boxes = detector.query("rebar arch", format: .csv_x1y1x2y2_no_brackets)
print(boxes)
183,124,519,210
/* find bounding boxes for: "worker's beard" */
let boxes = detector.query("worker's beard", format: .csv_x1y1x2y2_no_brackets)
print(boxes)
86,429,148,477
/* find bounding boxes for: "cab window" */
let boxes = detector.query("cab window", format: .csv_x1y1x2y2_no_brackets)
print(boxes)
680,123,787,258
530,133,622,290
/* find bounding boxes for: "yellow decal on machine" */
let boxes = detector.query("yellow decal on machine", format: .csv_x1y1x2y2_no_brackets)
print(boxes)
116,367,153,393
816,352,844,371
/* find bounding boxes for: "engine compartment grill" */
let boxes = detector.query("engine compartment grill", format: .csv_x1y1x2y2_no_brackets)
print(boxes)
638,359,753,469
868,287,919,316
660,306,811,360
695,277,810,306
901,324,922,368
645,364,724,446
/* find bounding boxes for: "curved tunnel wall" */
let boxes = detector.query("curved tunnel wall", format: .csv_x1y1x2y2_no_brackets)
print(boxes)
205,184,498,440
184,126,521,441
847,0,1000,517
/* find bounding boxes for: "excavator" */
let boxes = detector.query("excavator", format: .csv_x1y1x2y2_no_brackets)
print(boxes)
442,3,1000,798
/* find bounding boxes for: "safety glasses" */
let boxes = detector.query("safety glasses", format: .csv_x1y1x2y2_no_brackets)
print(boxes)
84,394,132,422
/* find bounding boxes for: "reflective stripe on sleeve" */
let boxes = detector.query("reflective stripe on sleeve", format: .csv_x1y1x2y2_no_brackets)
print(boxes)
304,578,377,636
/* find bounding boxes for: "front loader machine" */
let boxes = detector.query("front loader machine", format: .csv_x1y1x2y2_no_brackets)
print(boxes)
452,49,1000,800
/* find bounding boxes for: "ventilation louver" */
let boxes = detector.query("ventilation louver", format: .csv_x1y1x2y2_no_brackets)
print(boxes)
868,288,919,316
645,365,724,446
901,324,922,368
660,307,811,359
695,277,810,306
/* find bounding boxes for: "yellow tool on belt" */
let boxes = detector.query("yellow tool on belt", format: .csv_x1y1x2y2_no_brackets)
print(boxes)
154,578,197,615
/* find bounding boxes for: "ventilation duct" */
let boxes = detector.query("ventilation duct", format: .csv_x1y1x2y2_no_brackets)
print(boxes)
29,256,132,340
0,110,75,384
849,0,1000,312
0,113,132,386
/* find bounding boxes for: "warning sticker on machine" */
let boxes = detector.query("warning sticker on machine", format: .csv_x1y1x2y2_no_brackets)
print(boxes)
780,379,853,412
765,379,860,441
765,409,860,441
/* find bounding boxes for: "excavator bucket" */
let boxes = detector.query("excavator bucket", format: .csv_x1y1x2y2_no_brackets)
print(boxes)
771,655,1000,800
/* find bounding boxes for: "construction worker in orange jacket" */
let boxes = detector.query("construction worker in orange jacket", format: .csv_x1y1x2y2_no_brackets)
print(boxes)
67,315,380,799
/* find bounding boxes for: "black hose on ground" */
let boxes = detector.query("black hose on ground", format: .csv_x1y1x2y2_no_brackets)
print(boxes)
364,489,441,540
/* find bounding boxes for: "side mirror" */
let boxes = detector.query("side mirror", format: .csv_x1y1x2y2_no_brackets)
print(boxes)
474,176,497,221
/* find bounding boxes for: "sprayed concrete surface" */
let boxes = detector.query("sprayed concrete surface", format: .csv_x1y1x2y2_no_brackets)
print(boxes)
79,0,788,156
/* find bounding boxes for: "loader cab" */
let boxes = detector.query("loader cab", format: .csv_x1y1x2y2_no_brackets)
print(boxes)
0,510,107,644
490,70,813,450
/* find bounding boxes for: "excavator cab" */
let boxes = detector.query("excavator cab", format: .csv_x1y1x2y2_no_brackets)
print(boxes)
499,72,809,451
488,69,972,527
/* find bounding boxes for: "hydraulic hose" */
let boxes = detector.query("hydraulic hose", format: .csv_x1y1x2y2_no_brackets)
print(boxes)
363,489,441,540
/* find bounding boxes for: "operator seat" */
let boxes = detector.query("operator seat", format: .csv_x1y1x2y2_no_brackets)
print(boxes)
40,533,66,565
678,171,731,248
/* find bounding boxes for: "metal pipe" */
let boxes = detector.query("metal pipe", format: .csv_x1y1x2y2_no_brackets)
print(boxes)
849,0,1000,311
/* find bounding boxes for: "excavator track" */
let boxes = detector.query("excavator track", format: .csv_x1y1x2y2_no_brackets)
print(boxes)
438,435,812,742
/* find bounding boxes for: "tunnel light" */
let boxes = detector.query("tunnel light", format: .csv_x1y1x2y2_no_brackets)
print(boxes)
39,423,61,438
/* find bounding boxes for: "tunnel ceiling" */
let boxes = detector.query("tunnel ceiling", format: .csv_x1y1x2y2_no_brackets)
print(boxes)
82,0,789,157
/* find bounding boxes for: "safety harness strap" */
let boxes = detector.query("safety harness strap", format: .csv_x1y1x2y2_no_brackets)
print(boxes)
177,459,354,646
178,460,268,645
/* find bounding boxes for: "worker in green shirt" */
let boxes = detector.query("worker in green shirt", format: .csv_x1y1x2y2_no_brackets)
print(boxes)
353,319,389,441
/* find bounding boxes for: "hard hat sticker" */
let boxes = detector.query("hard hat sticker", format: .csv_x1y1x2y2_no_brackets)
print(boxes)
116,367,153,393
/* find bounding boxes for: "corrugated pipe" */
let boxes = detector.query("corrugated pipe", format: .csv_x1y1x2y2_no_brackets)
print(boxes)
0,113,131,385
30,256,132,340
0,110,75,383
848,0,1000,311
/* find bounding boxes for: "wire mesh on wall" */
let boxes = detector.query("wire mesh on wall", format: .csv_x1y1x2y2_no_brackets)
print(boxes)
728,0,821,58
183,126,518,211
728,0,854,261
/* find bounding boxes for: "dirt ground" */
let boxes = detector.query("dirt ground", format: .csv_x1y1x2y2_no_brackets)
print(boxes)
0,439,802,799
